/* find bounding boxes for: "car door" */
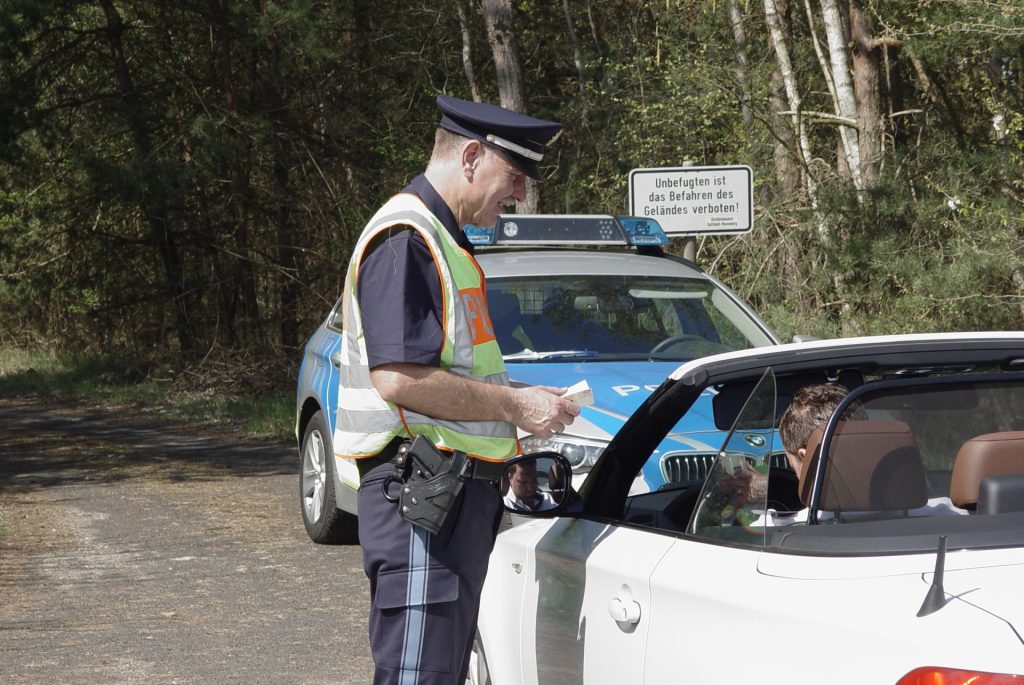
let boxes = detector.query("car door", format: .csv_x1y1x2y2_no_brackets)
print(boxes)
519,517,674,685
523,368,776,684
642,369,779,683
516,375,773,683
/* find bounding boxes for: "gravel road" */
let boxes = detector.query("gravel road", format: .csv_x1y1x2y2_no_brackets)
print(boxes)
0,398,374,684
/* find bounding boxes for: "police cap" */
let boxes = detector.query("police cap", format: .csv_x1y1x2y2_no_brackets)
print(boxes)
436,95,562,181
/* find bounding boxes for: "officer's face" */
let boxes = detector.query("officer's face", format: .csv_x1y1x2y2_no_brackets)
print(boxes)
469,146,527,227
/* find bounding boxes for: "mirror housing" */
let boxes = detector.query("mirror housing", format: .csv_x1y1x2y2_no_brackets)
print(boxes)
499,452,574,515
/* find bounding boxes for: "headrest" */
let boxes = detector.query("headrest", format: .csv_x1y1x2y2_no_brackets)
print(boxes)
950,431,1024,507
798,420,927,512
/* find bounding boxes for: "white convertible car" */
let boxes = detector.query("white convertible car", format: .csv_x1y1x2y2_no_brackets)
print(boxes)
472,333,1024,685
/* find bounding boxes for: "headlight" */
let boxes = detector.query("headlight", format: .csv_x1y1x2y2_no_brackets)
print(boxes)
520,435,606,473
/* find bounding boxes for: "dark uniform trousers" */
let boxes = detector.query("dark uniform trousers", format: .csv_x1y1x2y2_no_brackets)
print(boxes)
359,461,503,685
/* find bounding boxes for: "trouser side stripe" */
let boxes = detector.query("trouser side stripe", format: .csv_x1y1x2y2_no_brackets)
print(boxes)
398,526,430,685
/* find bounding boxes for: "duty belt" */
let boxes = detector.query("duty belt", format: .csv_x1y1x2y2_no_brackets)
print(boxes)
382,436,505,534
462,454,505,482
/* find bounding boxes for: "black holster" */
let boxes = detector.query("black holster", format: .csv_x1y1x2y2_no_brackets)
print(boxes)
384,436,471,534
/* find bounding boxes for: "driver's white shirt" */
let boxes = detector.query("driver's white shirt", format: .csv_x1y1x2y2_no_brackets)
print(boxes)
762,496,968,527
503,490,556,512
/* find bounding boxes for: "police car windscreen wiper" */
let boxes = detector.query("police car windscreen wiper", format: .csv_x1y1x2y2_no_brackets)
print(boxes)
647,352,696,362
503,349,600,361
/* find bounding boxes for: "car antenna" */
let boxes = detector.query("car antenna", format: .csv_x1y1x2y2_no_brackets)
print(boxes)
916,535,949,618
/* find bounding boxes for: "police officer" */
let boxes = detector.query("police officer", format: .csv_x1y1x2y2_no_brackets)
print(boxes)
334,95,579,685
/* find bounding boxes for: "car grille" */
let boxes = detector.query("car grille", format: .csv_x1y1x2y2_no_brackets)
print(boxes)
660,451,791,484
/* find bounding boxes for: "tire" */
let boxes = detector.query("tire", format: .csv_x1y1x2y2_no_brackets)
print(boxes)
300,410,358,544
468,631,492,685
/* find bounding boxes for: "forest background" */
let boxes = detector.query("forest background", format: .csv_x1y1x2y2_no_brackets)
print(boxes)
1,0,1023,400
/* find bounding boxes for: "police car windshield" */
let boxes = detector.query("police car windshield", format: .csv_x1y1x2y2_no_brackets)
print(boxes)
487,275,773,361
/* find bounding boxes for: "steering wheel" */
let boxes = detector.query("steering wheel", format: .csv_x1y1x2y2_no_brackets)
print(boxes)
649,334,708,355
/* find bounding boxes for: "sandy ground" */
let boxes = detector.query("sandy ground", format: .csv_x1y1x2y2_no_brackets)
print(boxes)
0,398,374,684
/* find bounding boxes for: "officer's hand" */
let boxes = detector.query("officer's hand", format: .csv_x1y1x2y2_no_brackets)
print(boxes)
512,385,580,438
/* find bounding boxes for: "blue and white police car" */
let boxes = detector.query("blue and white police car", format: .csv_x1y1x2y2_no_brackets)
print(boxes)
296,215,780,543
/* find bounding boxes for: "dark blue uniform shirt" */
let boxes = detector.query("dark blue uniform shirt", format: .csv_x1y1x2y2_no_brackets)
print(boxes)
357,174,475,370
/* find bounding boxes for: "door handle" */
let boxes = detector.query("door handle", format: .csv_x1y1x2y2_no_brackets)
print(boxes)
330,351,343,368
607,595,642,624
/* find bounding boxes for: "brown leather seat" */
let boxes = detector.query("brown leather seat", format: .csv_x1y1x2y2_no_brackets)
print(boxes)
950,432,1024,509
798,420,928,514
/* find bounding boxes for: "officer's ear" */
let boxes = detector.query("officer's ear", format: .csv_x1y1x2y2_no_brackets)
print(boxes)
461,139,484,179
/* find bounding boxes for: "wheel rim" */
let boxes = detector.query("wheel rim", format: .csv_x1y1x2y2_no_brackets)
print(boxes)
301,430,327,524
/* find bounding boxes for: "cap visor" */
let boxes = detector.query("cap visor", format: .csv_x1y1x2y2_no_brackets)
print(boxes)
515,158,544,182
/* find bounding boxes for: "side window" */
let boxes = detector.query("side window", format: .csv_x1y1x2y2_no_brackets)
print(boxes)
619,373,778,541
688,368,777,545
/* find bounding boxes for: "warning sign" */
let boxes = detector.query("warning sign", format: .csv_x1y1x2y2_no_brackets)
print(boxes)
628,165,753,236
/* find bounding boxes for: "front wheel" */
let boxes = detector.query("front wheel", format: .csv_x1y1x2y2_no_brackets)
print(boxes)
300,410,358,544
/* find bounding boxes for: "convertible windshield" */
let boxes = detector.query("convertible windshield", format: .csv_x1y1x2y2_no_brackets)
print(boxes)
487,275,773,361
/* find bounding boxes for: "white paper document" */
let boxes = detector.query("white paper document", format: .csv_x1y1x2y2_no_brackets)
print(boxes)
562,379,594,407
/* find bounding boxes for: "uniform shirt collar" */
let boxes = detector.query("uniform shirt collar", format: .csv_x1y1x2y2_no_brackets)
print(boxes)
402,174,474,254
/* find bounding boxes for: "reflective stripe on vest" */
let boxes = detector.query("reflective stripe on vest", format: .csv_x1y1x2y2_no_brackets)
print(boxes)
333,193,518,461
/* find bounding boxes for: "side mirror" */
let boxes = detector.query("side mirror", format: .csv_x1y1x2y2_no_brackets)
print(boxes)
500,452,574,515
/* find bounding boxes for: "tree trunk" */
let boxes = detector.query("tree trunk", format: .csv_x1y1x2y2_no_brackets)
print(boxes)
819,0,864,191
766,0,801,200
482,0,539,212
727,0,753,131
262,0,299,350
562,0,586,212
849,0,882,186
482,0,524,112
905,47,967,149
99,0,195,353
455,0,482,102
764,0,818,212
212,0,262,345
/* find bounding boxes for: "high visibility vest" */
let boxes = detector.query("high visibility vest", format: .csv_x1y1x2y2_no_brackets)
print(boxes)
333,193,519,462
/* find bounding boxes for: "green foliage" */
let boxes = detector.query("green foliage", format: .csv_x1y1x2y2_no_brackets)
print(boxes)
0,347,293,439
0,348,150,398
0,0,1022,368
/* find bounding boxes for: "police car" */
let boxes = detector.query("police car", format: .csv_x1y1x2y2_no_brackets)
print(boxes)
296,215,780,543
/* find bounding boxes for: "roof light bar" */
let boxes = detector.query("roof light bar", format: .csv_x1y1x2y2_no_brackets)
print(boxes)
465,215,668,248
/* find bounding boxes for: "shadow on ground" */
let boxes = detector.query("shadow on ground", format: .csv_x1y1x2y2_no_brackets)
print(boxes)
0,398,295,494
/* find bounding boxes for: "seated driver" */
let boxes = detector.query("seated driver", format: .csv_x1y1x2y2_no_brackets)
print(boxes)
503,461,558,512
769,383,965,524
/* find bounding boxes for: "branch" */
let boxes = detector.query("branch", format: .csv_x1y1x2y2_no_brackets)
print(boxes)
890,109,924,118
778,110,859,126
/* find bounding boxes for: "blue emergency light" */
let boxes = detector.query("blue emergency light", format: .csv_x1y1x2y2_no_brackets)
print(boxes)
465,215,668,247
618,216,669,246
464,224,497,245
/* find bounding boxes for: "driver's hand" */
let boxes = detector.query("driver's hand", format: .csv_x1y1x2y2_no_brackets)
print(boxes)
720,462,769,509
